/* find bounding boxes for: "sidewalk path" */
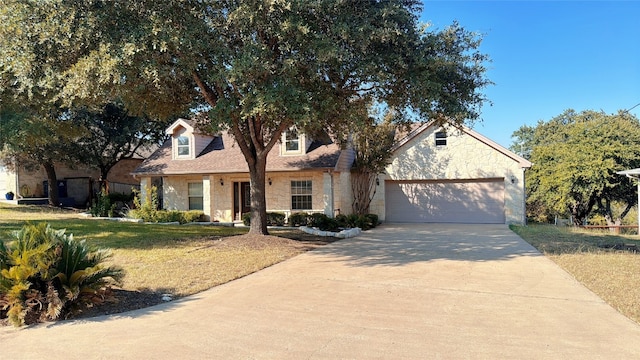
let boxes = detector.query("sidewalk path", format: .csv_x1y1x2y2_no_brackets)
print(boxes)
2,224,640,359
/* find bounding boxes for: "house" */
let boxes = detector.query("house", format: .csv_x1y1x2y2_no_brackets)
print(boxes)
132,118,532,224
0,158,145,207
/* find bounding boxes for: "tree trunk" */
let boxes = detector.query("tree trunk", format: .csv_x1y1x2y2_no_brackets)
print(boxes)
351,170,377,215
100,167,110,194
248,154,268,235
43,161,59,207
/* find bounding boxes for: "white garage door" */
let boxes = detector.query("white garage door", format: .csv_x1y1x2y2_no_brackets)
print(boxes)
385,180,505,224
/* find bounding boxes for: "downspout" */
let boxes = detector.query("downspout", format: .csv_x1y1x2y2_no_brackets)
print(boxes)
327,169,335,218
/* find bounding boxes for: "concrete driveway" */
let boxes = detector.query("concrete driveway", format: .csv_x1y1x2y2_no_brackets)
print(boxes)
2,223,640,359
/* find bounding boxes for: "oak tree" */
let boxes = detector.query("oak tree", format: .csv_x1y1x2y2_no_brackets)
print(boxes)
524,110,640,225
1,0,491,234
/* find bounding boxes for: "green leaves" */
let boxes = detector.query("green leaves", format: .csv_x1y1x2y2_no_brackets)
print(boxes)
526,110,640,224
0,223,123,326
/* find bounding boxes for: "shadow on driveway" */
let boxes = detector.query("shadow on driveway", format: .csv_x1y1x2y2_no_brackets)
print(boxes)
314,223,541,267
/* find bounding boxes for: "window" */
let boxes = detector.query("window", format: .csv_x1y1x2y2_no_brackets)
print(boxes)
435,131,447,146
285,129,300,152
177,136,190,156
291,180,312,210
188,182,203,210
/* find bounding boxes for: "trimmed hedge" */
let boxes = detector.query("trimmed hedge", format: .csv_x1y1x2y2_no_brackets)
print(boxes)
242,212,286,226
290,212,380,231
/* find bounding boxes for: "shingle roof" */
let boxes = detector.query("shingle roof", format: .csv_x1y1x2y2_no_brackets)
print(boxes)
133,131,344,176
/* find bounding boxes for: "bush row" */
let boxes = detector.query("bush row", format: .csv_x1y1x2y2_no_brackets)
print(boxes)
242,212,286,226
126,186,204,223
0,223,123,327
128,208,205,224
242,212,379,231
290,212,379,231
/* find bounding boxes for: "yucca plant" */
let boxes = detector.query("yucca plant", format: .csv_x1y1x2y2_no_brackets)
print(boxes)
0,223,124,326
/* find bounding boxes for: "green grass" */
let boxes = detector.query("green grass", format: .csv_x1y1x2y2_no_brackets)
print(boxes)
512,224,640,324
0,202,307,298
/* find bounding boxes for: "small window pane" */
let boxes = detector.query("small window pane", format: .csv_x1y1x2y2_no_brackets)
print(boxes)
178,136,190,156
286,130,300,151
435,131,447,146
188,182,203,210
188,182,203,196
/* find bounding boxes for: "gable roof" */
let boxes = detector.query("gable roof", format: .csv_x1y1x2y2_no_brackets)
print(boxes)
393,121,532,169
133,130,344,176
165,118,200,135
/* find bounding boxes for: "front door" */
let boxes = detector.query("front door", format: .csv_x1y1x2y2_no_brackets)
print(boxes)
233,182,251,220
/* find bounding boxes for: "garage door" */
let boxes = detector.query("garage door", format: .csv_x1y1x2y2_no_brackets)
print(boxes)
385,180,505,224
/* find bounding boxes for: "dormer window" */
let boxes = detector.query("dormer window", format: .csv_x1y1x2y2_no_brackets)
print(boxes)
285,129,300,152
435,131,447,146
177,136,190,156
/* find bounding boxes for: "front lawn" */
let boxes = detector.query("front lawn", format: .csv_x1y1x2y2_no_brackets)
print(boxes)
512,224,640,323
0,203,326,319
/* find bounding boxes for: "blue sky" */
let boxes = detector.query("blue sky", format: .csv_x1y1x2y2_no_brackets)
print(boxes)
420,1,640,148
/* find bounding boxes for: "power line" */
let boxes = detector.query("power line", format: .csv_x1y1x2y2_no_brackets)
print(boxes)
624,102,640,113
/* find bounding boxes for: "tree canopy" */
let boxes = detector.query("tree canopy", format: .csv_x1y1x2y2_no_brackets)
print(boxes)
0,105,81,205
515,109,640,225
69,103,169,187
1,0,491,234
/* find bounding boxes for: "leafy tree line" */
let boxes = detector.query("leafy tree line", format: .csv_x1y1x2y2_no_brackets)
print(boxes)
0,102,168,206
510,109,640,225
1,0,491,234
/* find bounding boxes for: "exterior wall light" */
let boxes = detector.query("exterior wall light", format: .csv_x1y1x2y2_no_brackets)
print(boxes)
268,178,272,186
220,178,224,186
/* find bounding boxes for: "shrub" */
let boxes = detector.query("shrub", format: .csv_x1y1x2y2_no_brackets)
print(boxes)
308,213,339,231
242,212,251,226
267,212,286,226
365,213,379,227
90,188,116,218
182,210,205,223
0,223,123,327
289,212,310,227
154,210,183,223
129,186,160,222
242,212,287,226
335,213,379,230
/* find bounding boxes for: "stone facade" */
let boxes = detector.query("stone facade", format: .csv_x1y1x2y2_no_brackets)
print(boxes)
369,124,529,224
143,170,351,222
134,119,529,225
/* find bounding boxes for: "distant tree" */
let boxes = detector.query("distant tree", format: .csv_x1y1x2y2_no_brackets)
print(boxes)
509,124,536,160
527,109,640,225
69,103,170,191
0,1,491,234
0,108,81,206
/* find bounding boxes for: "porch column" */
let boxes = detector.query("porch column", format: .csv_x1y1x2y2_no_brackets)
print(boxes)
203,175,212,221
323,172,334,217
